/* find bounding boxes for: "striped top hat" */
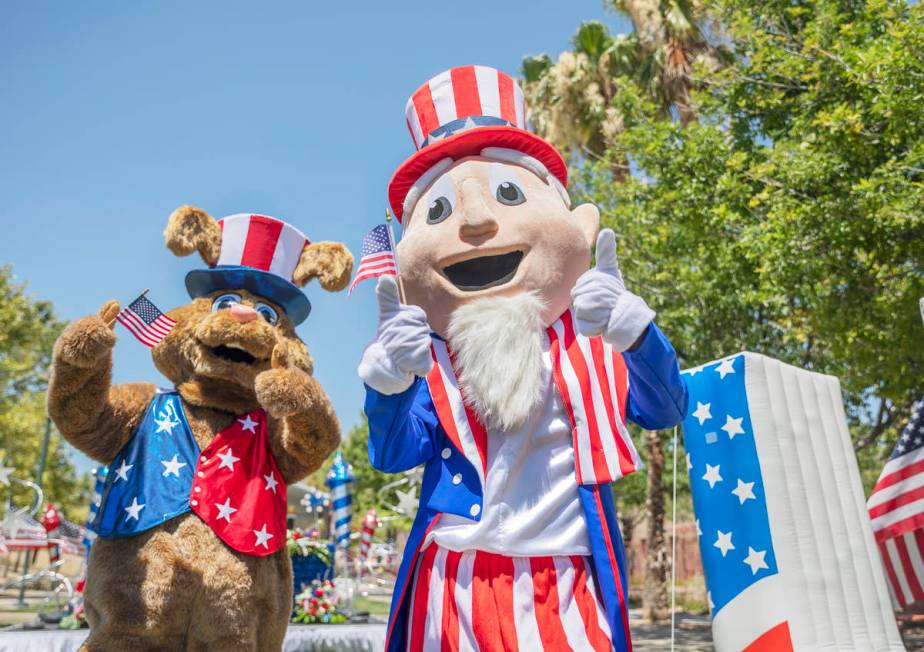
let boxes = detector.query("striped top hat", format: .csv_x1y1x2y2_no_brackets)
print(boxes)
185,213,313,324
388,65,567,222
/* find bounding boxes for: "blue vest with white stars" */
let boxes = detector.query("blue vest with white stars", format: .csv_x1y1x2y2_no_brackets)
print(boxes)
92,390,201,538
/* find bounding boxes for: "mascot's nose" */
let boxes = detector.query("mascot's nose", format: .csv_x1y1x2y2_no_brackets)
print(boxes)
230,303,258,323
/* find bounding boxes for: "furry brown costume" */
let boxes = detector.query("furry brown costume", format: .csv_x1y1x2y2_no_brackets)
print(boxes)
47,206,353,651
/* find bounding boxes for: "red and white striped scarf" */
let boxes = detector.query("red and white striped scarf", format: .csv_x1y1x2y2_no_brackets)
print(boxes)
426,309,642,487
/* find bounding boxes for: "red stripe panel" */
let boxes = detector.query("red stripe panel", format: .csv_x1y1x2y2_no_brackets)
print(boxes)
530,557,573,652
590,338,635,477
561,315,610,484
742,621,794,652
117,312,160,347
873,459,924,494
408,544,438,652
880,540,907,607
240,215,283,272
447,345,488,477
497,71,517,124
427,350,467,460
450,65,482,119
441,550,462,652
472,552,514,652
612,351,629,423
412,84,439,142
359,252,395,266
875,512,924,543
896,535,924,600
869,483,924,519
548,326,583,483
570,556,613,652
593,485,631,648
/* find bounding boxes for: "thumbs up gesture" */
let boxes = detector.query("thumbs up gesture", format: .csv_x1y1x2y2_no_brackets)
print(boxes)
358,276,433,395
571,229,655,352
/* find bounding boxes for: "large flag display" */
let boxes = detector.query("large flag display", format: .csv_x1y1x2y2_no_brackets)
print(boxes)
868,399,924,607
683,352,903,651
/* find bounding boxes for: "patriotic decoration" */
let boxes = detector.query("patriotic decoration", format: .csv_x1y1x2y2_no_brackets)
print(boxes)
184,212,314,324
358,508,378,568
116,293,177,347
42,502,61,533
407,546,613,650
426,309,640,490
683,352,903,651
1,509,49,550
349,224,397,293
869,399,924,607
94,390,287,556
389,65,566,222
326,451,354,550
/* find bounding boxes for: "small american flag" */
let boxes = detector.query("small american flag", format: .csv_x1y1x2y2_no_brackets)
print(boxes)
349,224,397,294
869,399,924,607
116,293,177,347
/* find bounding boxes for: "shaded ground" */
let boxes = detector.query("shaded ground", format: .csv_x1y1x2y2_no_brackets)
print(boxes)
629,610,713,651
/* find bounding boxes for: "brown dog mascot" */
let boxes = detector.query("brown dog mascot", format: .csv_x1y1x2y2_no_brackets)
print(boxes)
47,206,353,650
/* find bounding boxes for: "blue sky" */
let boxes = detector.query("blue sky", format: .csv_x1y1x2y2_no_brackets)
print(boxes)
1,2,629,472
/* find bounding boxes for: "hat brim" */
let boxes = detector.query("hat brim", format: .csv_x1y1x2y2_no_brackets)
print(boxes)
388,126,567,223
185,266,311,325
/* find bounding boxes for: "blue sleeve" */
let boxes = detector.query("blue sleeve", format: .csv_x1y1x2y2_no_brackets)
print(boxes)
364,377,439,473
623,323,689,430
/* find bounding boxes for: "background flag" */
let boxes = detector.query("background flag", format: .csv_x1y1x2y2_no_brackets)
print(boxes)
682,352,903,651
116,293,176,347
349,224,397,293
868,399,924,608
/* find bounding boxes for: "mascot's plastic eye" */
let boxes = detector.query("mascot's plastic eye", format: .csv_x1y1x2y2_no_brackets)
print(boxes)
427,197,453,224
211,293,242,312
255,303,278,325
496,181,526,206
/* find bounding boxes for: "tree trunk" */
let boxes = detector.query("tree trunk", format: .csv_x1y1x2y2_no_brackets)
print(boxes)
642,429,669,622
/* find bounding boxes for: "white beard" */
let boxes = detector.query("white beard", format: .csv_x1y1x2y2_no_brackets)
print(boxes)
446,292,546,432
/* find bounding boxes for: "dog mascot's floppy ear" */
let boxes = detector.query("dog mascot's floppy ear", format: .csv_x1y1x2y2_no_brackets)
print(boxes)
293,242,354,292
164,205,222,265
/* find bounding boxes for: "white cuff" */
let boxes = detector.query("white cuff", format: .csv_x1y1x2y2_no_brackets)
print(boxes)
358,341,416,395
604,291,656,352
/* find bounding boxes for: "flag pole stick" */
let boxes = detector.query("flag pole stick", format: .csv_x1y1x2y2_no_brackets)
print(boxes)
385,209,407,304
670,425,679,652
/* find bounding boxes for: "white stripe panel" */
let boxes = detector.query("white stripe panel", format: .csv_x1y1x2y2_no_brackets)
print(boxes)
603,342,642,470
268,223,307,280
877,445,924,482
555,557,593,649
432,341,485,489
455,552,478,652
428,70,457,126
550,320,596,484
216,214,250,266
871,497,924,531
406,98,425,148
583,562,612,640
424,547,448,650
885,538,913,605
513,81,525,128
905,531,924,595
473,65,501,119
575,332,622,481
711,575,790,652
512,557,542,649
868,469,924,509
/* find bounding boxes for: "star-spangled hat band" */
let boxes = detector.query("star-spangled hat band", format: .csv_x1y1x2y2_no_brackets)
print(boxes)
388,65,567,223
185,213,313,324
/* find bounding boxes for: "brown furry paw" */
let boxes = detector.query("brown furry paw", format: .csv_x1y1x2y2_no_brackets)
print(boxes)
53,307,118,369
254,367,321,418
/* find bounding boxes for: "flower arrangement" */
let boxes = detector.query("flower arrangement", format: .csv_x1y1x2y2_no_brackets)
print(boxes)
287,530,332,565
291,579,347,624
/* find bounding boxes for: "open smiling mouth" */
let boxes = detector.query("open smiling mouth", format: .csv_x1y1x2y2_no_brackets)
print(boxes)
442,251,524,292
210,344,258,365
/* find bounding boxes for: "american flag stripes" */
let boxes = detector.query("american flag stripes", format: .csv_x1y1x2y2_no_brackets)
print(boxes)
869,399,924,608
116,293,176,347
349,224,398,294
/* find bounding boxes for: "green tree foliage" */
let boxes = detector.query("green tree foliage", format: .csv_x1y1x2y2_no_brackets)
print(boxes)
0,267,89,520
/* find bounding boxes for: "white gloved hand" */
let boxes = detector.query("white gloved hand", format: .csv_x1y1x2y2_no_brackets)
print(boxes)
571,229,656,352
358,276,434,395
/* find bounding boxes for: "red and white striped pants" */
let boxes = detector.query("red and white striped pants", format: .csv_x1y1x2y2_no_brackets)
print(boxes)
407,544,614,651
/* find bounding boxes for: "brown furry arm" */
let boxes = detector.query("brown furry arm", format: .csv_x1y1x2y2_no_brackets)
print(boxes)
256,367,341,484
47,304,155,464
